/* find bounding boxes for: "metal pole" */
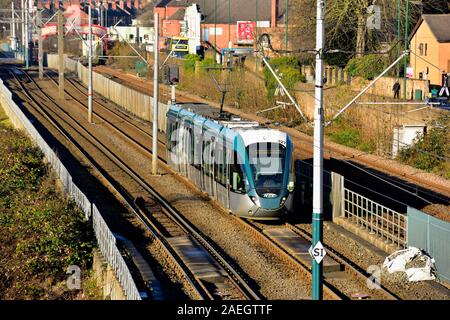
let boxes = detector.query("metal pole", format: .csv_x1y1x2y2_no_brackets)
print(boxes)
403,0,409,100
171,85,176,104
58,10,64,98
285,0,289,54
38,9,43,79
88,4,93,123
214,0,217,54
11,3,15,40
327,52,407,125
261,56,307,121
10,3,13,39
25,0,29,68
152,12,159,175
21,0,24,57
255,0,258,71
397,0,400,78
228,0,231,47
312,0,326,300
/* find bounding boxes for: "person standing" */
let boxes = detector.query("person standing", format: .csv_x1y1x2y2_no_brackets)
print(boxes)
393,80,401,99
439,73,449,97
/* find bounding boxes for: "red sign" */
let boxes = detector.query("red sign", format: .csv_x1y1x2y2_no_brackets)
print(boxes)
237,21,256,44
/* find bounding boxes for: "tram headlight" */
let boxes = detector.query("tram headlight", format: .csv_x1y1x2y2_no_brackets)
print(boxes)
280,197,287,206
250,196,257,203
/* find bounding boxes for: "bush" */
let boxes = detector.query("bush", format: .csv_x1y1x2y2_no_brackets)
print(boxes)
329,127,376,153
346,54,388,80
398,115,449,176
263,56,305,100
182,54,202,72
0,123,94,299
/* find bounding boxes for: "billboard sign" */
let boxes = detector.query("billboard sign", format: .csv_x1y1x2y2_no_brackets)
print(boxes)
237,21,256,44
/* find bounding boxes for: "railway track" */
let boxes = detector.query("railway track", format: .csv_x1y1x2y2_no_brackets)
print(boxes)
235,217,399,300
284,223,399,300
8,68,261,301
15,68,408,299
45,70,406,299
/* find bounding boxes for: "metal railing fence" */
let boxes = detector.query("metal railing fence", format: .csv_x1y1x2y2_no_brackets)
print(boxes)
343,188,407,248
0,78,141,300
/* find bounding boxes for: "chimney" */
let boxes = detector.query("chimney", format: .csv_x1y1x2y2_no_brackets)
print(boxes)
271,0,277,27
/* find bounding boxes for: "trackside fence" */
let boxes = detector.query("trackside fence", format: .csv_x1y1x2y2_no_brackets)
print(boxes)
408,207,450,283
298,161,407,249
0,78,141,300
342,188,407,248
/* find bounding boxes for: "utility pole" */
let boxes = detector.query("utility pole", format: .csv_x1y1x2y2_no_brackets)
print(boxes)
403,0,409,100
24,0,29,68
38,9,43,79
11,3,16,50
312,0,326,300
152,12,159,175
21,0,24,58
58,10,64,99
397,0,400,78
285,0,289,54
214,0,217,60
228,0,231,48
88,4,93,123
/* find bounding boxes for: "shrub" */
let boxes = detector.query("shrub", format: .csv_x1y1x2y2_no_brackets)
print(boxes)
263,56,305,100
346,54,388,80
398,115,449,175
329,127,376,153
0,123,94,299
182,54,202,72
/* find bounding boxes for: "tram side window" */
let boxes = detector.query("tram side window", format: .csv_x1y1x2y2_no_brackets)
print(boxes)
167,120,174,151
214,140,227,186
230,152,245,193
203,140,212,176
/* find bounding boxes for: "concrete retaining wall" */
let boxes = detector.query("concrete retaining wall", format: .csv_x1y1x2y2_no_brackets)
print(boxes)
93,250,126,300
46,55,168,132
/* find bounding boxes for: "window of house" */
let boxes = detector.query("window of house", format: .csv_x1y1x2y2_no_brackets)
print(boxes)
419,43,424,56
424,43,428,56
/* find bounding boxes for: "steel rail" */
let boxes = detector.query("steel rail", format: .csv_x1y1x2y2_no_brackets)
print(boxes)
7,68,211,300
285,223,400,300
11,68,261,300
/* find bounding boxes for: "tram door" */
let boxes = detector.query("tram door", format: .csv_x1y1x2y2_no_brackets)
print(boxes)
178,121,189,177
202,138,214,196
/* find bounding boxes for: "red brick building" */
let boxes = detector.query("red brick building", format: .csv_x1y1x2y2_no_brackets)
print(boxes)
154,0,286,53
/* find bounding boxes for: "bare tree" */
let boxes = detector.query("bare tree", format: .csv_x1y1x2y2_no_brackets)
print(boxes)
290,0,449,59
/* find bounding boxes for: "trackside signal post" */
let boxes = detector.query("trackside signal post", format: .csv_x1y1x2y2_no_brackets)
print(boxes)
312,0,326,300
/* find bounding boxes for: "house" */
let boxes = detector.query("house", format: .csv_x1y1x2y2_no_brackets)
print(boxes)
36,1,149,27
409,14,450,86
108,25,154,45
154,0,286,54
